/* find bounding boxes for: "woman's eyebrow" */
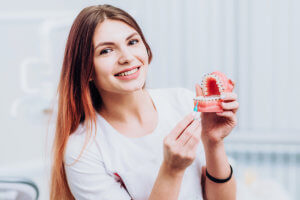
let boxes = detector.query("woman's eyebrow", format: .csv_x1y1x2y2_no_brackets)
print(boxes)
94,32,138,50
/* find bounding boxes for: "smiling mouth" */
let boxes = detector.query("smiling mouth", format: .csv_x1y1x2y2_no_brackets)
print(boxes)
115,67,141,77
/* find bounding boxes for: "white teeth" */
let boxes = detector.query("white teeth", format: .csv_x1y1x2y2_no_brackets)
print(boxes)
117,68,138,76
194,95,221,102
201,74,225,94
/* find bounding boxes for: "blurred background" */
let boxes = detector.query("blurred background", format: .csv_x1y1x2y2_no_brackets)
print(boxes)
0,0,299,199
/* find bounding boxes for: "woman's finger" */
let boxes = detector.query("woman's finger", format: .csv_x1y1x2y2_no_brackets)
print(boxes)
177,119,200,146
168,113,194,141
195,83,204,96
221,92,238,102
221,101,239,112
216,111,235,118
230,79,235,89
184,124,202,150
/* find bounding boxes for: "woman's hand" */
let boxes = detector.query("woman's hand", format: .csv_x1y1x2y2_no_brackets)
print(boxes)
195,83,239,147
150,114,201,200
162,113,202,175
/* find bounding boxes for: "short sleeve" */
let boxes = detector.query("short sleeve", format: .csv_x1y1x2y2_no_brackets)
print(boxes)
64,132,132,200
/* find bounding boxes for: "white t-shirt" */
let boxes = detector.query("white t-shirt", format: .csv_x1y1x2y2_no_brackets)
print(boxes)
64,87,206,200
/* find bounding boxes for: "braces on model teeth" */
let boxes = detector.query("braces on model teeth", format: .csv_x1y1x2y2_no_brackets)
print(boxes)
194,95,222,101
201,74,225,95
193,71,234,118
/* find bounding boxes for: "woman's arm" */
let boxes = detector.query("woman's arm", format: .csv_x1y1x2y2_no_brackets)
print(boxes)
148,162,185,200
149,113,202,200
203,142,236,200
195,83,239,200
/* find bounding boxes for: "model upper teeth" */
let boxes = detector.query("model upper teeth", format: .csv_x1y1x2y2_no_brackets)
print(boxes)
201,74,224,95
117,68,138,76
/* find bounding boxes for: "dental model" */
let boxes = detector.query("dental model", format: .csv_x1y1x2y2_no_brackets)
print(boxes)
193,71,234,116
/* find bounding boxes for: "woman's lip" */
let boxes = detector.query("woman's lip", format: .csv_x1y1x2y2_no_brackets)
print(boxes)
115,65,140,75
115,66,141,80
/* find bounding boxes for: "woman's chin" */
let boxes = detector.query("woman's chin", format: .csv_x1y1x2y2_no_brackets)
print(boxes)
118,74,147,92
121,80,145,92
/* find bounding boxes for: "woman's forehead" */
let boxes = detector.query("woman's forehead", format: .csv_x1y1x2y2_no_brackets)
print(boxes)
93,19,138,45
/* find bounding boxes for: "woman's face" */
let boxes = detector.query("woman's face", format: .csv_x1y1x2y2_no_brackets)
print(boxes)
92,19,149,95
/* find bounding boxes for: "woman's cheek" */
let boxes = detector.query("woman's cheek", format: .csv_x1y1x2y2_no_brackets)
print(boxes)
137,46,149,64
93,62,111,79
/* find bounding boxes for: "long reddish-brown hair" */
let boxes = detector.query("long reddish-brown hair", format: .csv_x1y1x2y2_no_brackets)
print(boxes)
50,4,152,199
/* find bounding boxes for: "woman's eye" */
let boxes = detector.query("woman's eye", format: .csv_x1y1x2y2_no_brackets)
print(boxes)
129,39,139,45
100,48,112,55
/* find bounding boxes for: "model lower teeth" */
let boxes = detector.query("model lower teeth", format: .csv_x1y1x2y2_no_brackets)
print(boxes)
117,68,138,76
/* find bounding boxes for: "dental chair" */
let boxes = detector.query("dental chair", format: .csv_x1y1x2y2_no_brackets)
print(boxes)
0,177,39,200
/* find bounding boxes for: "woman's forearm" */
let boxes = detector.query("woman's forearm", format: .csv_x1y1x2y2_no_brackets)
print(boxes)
203,141,237,200
148,162,185,200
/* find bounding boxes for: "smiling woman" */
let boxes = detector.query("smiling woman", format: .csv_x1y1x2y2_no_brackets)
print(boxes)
50,4,237,200
50,5,153,199
92,19,149,93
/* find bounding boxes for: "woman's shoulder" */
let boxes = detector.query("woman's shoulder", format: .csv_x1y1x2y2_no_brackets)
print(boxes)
67,123,87,147
64,123,101,165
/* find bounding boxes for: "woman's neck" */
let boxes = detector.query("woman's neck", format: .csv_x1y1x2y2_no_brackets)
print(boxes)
98,88,156,125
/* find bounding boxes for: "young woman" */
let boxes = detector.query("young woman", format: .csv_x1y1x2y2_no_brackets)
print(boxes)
50,4,238,200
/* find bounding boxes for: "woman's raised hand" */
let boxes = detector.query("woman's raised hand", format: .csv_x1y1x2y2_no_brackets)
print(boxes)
162,113,202,175
195,83,239,147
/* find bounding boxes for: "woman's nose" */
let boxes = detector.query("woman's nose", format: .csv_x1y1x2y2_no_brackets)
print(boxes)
118,48,134,64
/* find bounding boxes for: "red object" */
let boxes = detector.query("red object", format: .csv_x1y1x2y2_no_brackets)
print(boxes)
194,71,234,112
113,172,128,190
